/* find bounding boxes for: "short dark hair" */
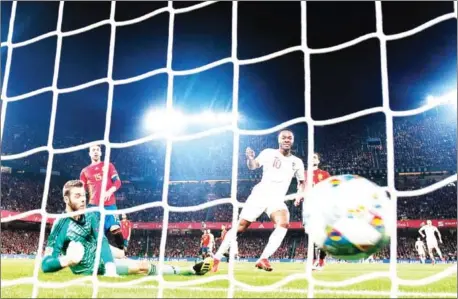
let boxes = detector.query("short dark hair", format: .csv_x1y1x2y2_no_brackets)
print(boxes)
89,144,102,151
278,130,293,137
63,180,84,198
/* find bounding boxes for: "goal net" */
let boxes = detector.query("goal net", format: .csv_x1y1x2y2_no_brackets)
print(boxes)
1,1,457,298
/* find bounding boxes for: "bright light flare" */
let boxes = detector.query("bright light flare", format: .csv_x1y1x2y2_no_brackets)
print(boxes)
144,108,185,133
426,90,457,106
144,108,242,133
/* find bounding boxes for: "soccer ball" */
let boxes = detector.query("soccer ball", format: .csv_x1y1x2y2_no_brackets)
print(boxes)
66,241,85,264
303,174,392,260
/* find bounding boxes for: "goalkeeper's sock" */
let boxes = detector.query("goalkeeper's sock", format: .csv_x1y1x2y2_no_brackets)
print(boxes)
260,226,288,260
148,264,182,276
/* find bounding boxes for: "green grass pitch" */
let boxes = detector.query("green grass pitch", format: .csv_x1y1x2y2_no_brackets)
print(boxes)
1,259,456,298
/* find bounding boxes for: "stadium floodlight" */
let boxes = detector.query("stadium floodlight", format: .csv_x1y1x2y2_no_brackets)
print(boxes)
200,111,217,123
144,108,185,133
426,91,457,107
442,90,457,105
143,109,165,132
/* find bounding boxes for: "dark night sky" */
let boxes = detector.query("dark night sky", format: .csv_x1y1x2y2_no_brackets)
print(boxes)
1,1,456,146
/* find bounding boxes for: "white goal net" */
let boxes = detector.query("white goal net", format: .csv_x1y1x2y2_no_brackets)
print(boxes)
1,1,457,298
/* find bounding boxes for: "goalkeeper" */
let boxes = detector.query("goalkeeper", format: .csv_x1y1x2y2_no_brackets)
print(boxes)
41,180,213,277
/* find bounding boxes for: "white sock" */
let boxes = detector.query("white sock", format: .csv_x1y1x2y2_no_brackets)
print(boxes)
215,229,236,260
436,248,443,259
260,226,288,260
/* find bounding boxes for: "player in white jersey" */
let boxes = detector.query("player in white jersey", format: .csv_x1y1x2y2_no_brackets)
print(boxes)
212,130,306,272
415,237,427,264
418,220,444,264
207,229,215,255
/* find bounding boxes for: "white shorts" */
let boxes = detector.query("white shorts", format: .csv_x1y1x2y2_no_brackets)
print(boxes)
239,192,289,222
417,250,425,256
426,238,438,250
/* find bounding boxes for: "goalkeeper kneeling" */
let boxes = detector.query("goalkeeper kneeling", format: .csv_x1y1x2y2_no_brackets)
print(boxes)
41,179,213,277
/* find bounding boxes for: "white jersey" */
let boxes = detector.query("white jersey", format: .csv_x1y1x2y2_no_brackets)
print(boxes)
415,240,426,253
421,225,438,241
253,148,305,198
209,233,215,248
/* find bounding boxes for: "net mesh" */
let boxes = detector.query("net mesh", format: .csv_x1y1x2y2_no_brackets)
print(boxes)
1,1,457,298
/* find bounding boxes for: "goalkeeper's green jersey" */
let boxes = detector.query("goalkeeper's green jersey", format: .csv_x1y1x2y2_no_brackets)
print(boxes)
43,212,113,275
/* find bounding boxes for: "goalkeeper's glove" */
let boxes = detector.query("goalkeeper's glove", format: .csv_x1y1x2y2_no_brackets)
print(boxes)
104,262,119,277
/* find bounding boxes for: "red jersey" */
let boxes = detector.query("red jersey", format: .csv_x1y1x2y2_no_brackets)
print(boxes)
201,234,210,247
80,162,121,206
220,229,227,241
121,220,132,239
305,168,331,186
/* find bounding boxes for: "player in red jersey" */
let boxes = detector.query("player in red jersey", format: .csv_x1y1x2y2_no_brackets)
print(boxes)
80,145,124,249
120,214,132,254
200,230,211,259
295,153,330,271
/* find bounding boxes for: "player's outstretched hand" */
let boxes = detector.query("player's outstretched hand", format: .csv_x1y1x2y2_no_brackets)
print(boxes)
246,147,255,159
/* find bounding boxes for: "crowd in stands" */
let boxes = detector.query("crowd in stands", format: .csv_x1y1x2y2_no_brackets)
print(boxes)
2,108,456,183
1,108,456,263
1,173,456,222
2,226,456,262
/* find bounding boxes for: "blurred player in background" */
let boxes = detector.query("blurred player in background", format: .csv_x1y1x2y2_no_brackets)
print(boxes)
80,145,124,250
42,180,213,277
207,229,215,256
200,230,211,260
120,214,132,254
365,254,375,263
213,130,305,272
296,153,330,271
419,220,445,264
415,237,427,264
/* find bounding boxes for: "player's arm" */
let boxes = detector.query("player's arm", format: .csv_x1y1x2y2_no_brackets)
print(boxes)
246,147,265,170
104,163,121,199
109,163,122,190
418,226,425,238
80,170,88,190
127,221,132,241
42,221,76,273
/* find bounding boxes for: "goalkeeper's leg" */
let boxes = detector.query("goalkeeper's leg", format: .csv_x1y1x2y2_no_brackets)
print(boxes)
105,205,125,250
114,257,214,276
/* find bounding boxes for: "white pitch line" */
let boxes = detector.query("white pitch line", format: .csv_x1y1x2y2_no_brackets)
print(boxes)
74,282,457,298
